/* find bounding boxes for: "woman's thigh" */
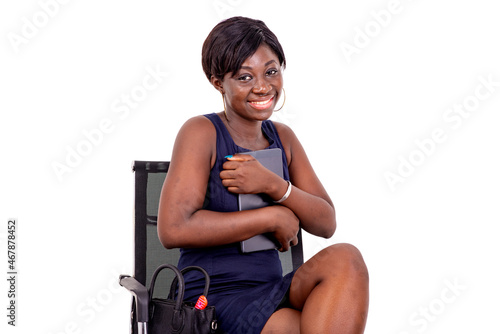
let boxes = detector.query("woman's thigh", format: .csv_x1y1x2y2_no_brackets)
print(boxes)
261,307,301,334
288,243,368,309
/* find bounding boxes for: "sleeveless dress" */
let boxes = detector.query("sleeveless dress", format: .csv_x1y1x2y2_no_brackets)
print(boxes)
177,113,296,334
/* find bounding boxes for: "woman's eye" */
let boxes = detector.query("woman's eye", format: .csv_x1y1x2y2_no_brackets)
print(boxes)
267,69,278,76
238,74,252,81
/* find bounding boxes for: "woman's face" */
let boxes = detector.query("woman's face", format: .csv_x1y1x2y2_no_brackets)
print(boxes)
217,44,284,122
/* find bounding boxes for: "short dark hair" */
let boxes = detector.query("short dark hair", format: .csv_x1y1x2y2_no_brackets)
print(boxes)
201,16,286,81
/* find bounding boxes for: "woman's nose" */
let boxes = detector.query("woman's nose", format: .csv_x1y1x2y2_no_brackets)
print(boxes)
252,77,271,94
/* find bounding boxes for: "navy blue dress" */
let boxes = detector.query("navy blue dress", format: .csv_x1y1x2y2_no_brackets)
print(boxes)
177,113,296,333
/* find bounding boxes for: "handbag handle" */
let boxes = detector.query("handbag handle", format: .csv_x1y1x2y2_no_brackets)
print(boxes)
148,264,185,311
169,266,210,300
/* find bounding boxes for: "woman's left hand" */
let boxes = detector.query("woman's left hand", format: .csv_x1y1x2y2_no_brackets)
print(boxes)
220,154,281,195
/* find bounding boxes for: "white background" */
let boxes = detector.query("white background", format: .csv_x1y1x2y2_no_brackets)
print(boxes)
1,0,499,333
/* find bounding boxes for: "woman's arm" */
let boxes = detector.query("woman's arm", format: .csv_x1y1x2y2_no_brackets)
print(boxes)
274,122,336,238
157,116,299,250
219,122,336,239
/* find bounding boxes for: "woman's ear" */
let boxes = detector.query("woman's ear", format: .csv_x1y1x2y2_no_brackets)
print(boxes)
210,75,224,94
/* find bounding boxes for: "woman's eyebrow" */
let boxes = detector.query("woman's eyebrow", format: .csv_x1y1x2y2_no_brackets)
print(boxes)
240,60,278,70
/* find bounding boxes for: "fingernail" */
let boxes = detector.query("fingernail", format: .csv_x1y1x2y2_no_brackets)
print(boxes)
224,155,233,159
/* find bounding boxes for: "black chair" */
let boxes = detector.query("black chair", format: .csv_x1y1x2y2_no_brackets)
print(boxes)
120,160,304,334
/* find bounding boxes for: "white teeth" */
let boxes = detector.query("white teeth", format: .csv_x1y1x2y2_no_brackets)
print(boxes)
251,98,272,105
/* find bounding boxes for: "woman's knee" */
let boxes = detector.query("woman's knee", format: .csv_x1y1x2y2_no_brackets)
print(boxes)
316,243,369,281
290,243,369,303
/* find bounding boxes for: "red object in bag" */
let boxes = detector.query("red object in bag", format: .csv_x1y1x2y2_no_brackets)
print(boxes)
195,295,208,310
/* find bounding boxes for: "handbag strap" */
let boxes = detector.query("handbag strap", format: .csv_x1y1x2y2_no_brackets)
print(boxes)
148,264,184,311
169,266,210,300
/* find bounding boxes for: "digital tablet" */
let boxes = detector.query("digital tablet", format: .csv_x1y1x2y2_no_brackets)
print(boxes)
238,148,283,253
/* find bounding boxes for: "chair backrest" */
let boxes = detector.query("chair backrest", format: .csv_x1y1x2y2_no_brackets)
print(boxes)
132,160,304,298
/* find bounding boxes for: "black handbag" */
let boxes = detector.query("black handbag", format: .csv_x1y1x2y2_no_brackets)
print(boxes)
148,264,218,334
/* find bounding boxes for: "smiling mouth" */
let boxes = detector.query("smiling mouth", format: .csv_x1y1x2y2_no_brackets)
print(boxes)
248,96,275,110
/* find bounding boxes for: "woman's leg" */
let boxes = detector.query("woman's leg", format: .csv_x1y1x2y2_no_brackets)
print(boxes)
261,308,301,334
290,243,369,333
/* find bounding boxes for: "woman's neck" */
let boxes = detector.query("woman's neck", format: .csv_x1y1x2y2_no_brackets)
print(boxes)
219,111,269,150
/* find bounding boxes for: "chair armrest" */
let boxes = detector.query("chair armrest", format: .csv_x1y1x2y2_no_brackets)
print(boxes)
119,275,149,323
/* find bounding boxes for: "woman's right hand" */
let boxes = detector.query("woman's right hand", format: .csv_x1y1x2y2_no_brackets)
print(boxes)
265,205,300,252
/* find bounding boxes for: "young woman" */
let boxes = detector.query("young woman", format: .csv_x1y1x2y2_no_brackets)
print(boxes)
158,16,369,333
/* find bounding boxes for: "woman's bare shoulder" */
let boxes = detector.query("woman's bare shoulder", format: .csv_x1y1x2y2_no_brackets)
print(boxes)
271,120,298,162
180,114,215,133
272,120,297,142
172,114,217,168
175,115,217,146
